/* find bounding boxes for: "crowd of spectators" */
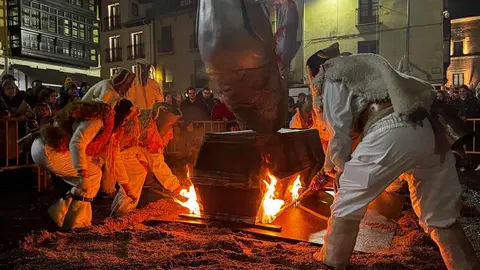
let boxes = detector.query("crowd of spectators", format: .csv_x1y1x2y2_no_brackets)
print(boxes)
168,86,239,132
0,75,90,130
435,84,480,172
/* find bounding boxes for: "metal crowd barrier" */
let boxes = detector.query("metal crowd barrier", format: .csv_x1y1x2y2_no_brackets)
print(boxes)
164,121,232,155
465,118,480,155
0,119,47,192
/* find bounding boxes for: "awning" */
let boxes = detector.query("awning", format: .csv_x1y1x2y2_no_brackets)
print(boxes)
13,64,101,87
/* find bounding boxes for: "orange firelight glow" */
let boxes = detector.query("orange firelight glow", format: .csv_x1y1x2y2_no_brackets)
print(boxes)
175,186,201,216
291,175,302,204
174,166,200,216
261,172,285,224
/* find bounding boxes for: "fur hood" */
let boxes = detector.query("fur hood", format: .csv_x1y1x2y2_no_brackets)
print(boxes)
323,53,435,116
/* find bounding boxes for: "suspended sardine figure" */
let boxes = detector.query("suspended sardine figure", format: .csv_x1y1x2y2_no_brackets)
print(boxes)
196,0,287,133
273,0,300,78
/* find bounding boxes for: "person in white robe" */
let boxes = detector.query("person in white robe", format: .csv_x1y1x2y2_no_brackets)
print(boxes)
31,100,136,230
82,69,136,195
309,53,479,270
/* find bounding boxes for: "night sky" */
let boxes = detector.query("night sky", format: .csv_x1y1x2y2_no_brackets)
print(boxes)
449,0,480,19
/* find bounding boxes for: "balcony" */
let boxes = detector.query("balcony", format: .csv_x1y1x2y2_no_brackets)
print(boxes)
189,34,198,50
127,44,145,60
105,47,122,62
157,40,173,54
103,15,121,31
356,5,382,26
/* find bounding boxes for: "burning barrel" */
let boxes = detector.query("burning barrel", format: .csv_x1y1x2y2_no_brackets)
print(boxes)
191,129,324,225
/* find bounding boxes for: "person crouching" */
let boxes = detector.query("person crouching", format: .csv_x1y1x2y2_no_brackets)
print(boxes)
30,100,136,230
111,103,182,216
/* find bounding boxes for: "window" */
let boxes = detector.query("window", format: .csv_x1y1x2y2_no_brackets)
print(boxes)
74,0,82,6
130,31,144,59
358,40,378,54
41,12,48,30
109,35,120,49
358,0,379,25
131,31,143,46
64,19,71,36
132,65,138,74
31,10,40,29
8,6,19,26
57,40,70,56
10,33,20,48
453,41,464,56
108,35,121,62
88,0,95,11
132,3,138,16
159,25,173,53
89,48,97,61
22,7,30,27
71,43,84,58
48,15,56,32
79,24,85,40
21,32,38,49
110,67,119,77
107,3,120,30
453,73,464,87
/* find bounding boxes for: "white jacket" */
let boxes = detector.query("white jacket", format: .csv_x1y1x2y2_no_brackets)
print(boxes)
82,79,122,106
127,78,163,109
70,119,129,185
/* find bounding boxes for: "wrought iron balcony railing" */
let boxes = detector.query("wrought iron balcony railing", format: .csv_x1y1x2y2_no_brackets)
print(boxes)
356,5,382,26
127,44,145,60
103,15,121,31
105,47,122,62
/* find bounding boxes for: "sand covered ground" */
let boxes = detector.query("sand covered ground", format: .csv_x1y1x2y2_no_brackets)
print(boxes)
0,169,479,269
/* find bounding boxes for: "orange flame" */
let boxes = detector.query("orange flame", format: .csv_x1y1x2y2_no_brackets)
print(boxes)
291,175,302,203
261,172,285,224
175,165,200,216
175,186,201,216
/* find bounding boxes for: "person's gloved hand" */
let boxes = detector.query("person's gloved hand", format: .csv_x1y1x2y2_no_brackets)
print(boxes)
121,183,137,203
309,169,330,191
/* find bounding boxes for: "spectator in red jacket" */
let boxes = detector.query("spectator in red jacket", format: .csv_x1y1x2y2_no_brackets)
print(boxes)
211,97,236,121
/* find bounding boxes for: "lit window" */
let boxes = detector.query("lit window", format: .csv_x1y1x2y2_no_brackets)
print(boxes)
453,73,464,87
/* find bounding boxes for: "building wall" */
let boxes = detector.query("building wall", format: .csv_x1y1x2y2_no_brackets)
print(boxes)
303,0,444,84
154,10,201,94
100,0,153,78
0,0,101,89
447,16,480,89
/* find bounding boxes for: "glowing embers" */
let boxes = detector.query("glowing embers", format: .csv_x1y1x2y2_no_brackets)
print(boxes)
260,171,285,224
175,166,201,216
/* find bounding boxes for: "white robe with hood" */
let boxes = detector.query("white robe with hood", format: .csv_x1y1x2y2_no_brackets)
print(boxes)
322,54,461,232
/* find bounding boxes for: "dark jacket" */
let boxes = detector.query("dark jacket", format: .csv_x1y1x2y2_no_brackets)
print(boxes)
453,98,480,118
180,98,210,122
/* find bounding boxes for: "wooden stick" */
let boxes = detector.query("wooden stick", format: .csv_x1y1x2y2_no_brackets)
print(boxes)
275,187,313,218
297,205,329,221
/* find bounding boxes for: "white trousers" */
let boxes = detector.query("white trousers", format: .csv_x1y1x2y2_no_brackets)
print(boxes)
31,139,103,229
140,147,180,192
112,146,180,216
332,115,462,232
111,146,147,215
